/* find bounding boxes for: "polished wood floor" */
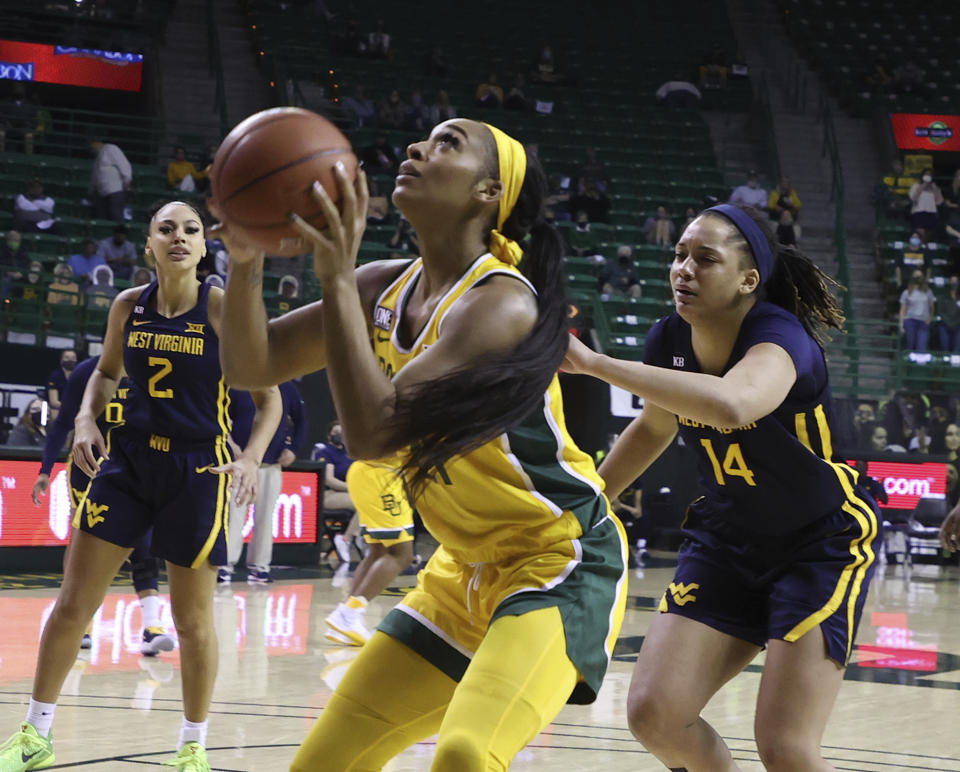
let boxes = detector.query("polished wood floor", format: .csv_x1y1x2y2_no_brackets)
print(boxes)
0,555,958,770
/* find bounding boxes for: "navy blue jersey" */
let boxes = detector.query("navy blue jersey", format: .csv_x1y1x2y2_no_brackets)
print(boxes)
312,441,353,481
40,356,130,475
121,281,230,443
645,301,859,535
45,367,68,403
228,381,308,464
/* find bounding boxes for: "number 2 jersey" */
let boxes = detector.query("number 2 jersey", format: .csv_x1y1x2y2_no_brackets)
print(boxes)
370,254,611,564
121,280,231,443
644,301,871,536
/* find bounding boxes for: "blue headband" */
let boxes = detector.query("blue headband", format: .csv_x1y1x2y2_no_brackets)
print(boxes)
704,204,775,286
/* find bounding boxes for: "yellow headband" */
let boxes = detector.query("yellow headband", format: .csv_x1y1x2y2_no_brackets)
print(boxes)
483,122,527,266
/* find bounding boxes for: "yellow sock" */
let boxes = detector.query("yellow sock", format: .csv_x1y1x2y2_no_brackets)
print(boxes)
346,596,368,610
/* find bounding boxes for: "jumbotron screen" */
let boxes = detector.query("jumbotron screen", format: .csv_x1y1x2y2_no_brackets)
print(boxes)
890,113,960,152
0,40,143,91
0,459,318,547
846,458,948,511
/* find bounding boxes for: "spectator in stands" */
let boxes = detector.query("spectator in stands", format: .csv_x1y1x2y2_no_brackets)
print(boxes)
366,19,390,59
530,45,569,85
504,74,529,110
406,89,431,132
643,206,676,246
576,148,609,192
568,210,598,256
5,398,46,447
44,349,77,416
429,89,457,125
68,239,106,280
88,136,132,223
342,85,377,128
569,179,611,224
945,168,960,209
424,46,449,78
475,73,504,108
895,232,930,290
909,421,932,453
378,89,409,129
166,146,209,192
927,402,954,454
655,74,702,108
545,173,572,221
600,246,642,298
865,57,893,90
900,269,936,352
850,402,877,449
893,59,926,95
387,217,419,256
361,132,400,176
908,168,943,242
776,210,798,246
877,158,916,217
679,206,698,235
276,275,301,314
946,423,960,466
11,260,43,302
728,171,767,209
47,263,81,306
868,423,906,453
767,176,802,221
0,230,31,284
96,225,137,281
937,275,960,353
698,44,728,88
85,264,117,309
132,266,154,286
14,180,58,233
0,85,40,154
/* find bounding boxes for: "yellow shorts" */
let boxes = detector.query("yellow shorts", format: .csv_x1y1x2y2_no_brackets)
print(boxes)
346,461,415,547
378,504,629,705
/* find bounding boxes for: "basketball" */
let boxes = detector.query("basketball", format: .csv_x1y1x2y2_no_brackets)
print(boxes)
209,107,358,257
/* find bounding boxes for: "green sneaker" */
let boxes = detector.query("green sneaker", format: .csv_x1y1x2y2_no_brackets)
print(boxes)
0,723,54,771
163,742,210,772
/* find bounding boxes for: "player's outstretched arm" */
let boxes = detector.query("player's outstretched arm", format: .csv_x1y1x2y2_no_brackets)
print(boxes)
564,334,797,430
598,402,678,501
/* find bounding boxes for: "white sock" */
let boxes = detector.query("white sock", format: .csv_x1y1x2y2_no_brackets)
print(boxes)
179,717,208,749
25,699,56,738
140,594,161,629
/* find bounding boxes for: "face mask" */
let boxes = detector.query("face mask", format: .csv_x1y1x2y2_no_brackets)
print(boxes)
29,409,42,422
923,175,933,183
62,360,77,371
329,431,342,445
909,236,922,247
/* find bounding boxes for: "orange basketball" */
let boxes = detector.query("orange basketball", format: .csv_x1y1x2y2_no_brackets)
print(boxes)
209,107,357,257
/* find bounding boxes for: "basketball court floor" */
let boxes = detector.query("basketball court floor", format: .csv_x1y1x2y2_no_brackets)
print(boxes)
0,554,957,771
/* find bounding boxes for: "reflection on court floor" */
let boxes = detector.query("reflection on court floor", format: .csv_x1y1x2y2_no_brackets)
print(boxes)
0,562,957,770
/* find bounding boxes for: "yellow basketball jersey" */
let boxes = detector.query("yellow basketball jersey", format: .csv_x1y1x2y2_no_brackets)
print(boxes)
371,254,609,564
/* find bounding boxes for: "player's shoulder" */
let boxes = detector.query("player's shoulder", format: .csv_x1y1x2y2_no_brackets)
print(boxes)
743,301,807,340
115,284,149,305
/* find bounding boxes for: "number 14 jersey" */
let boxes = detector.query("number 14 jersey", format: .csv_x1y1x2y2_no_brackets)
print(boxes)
121,280,231,443
644,301,860,536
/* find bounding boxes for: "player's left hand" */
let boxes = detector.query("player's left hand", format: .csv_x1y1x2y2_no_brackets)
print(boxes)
289,162,369,282
213,455,259,510
941,506,960,552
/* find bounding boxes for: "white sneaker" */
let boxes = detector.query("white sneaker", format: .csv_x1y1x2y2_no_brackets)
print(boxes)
325,603,372,646
333,534,352,563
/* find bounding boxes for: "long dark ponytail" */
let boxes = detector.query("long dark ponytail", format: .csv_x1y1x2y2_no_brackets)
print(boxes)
390,151,569,497
705,205,845,345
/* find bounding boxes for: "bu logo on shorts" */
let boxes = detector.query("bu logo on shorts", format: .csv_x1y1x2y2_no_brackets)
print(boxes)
85,499,110,528
668,581,699,606
381,493,402,517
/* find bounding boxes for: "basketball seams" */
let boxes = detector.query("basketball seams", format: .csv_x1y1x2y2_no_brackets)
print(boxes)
217,147,354,205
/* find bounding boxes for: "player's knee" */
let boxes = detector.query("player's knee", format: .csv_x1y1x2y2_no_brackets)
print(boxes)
170,606,214,642
626,685,674,747
387,542,413,562
49,594,98,631
433,729,498,772
755,732,820,771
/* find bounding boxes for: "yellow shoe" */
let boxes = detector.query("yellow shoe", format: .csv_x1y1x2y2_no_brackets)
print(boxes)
163,742,210,772
0,723,54,771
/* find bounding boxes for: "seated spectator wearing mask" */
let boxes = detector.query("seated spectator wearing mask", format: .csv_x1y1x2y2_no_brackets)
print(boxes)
97,225,137,281
6,398,46,447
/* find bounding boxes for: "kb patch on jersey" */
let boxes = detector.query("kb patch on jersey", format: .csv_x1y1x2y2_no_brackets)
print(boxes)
374,305,394,331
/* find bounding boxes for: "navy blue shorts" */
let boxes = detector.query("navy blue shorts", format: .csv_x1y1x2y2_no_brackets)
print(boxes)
659,491,881,665
74,429,231,568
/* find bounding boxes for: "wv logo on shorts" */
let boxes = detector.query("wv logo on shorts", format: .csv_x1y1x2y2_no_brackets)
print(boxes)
85,499,110,528
668,582,699,606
